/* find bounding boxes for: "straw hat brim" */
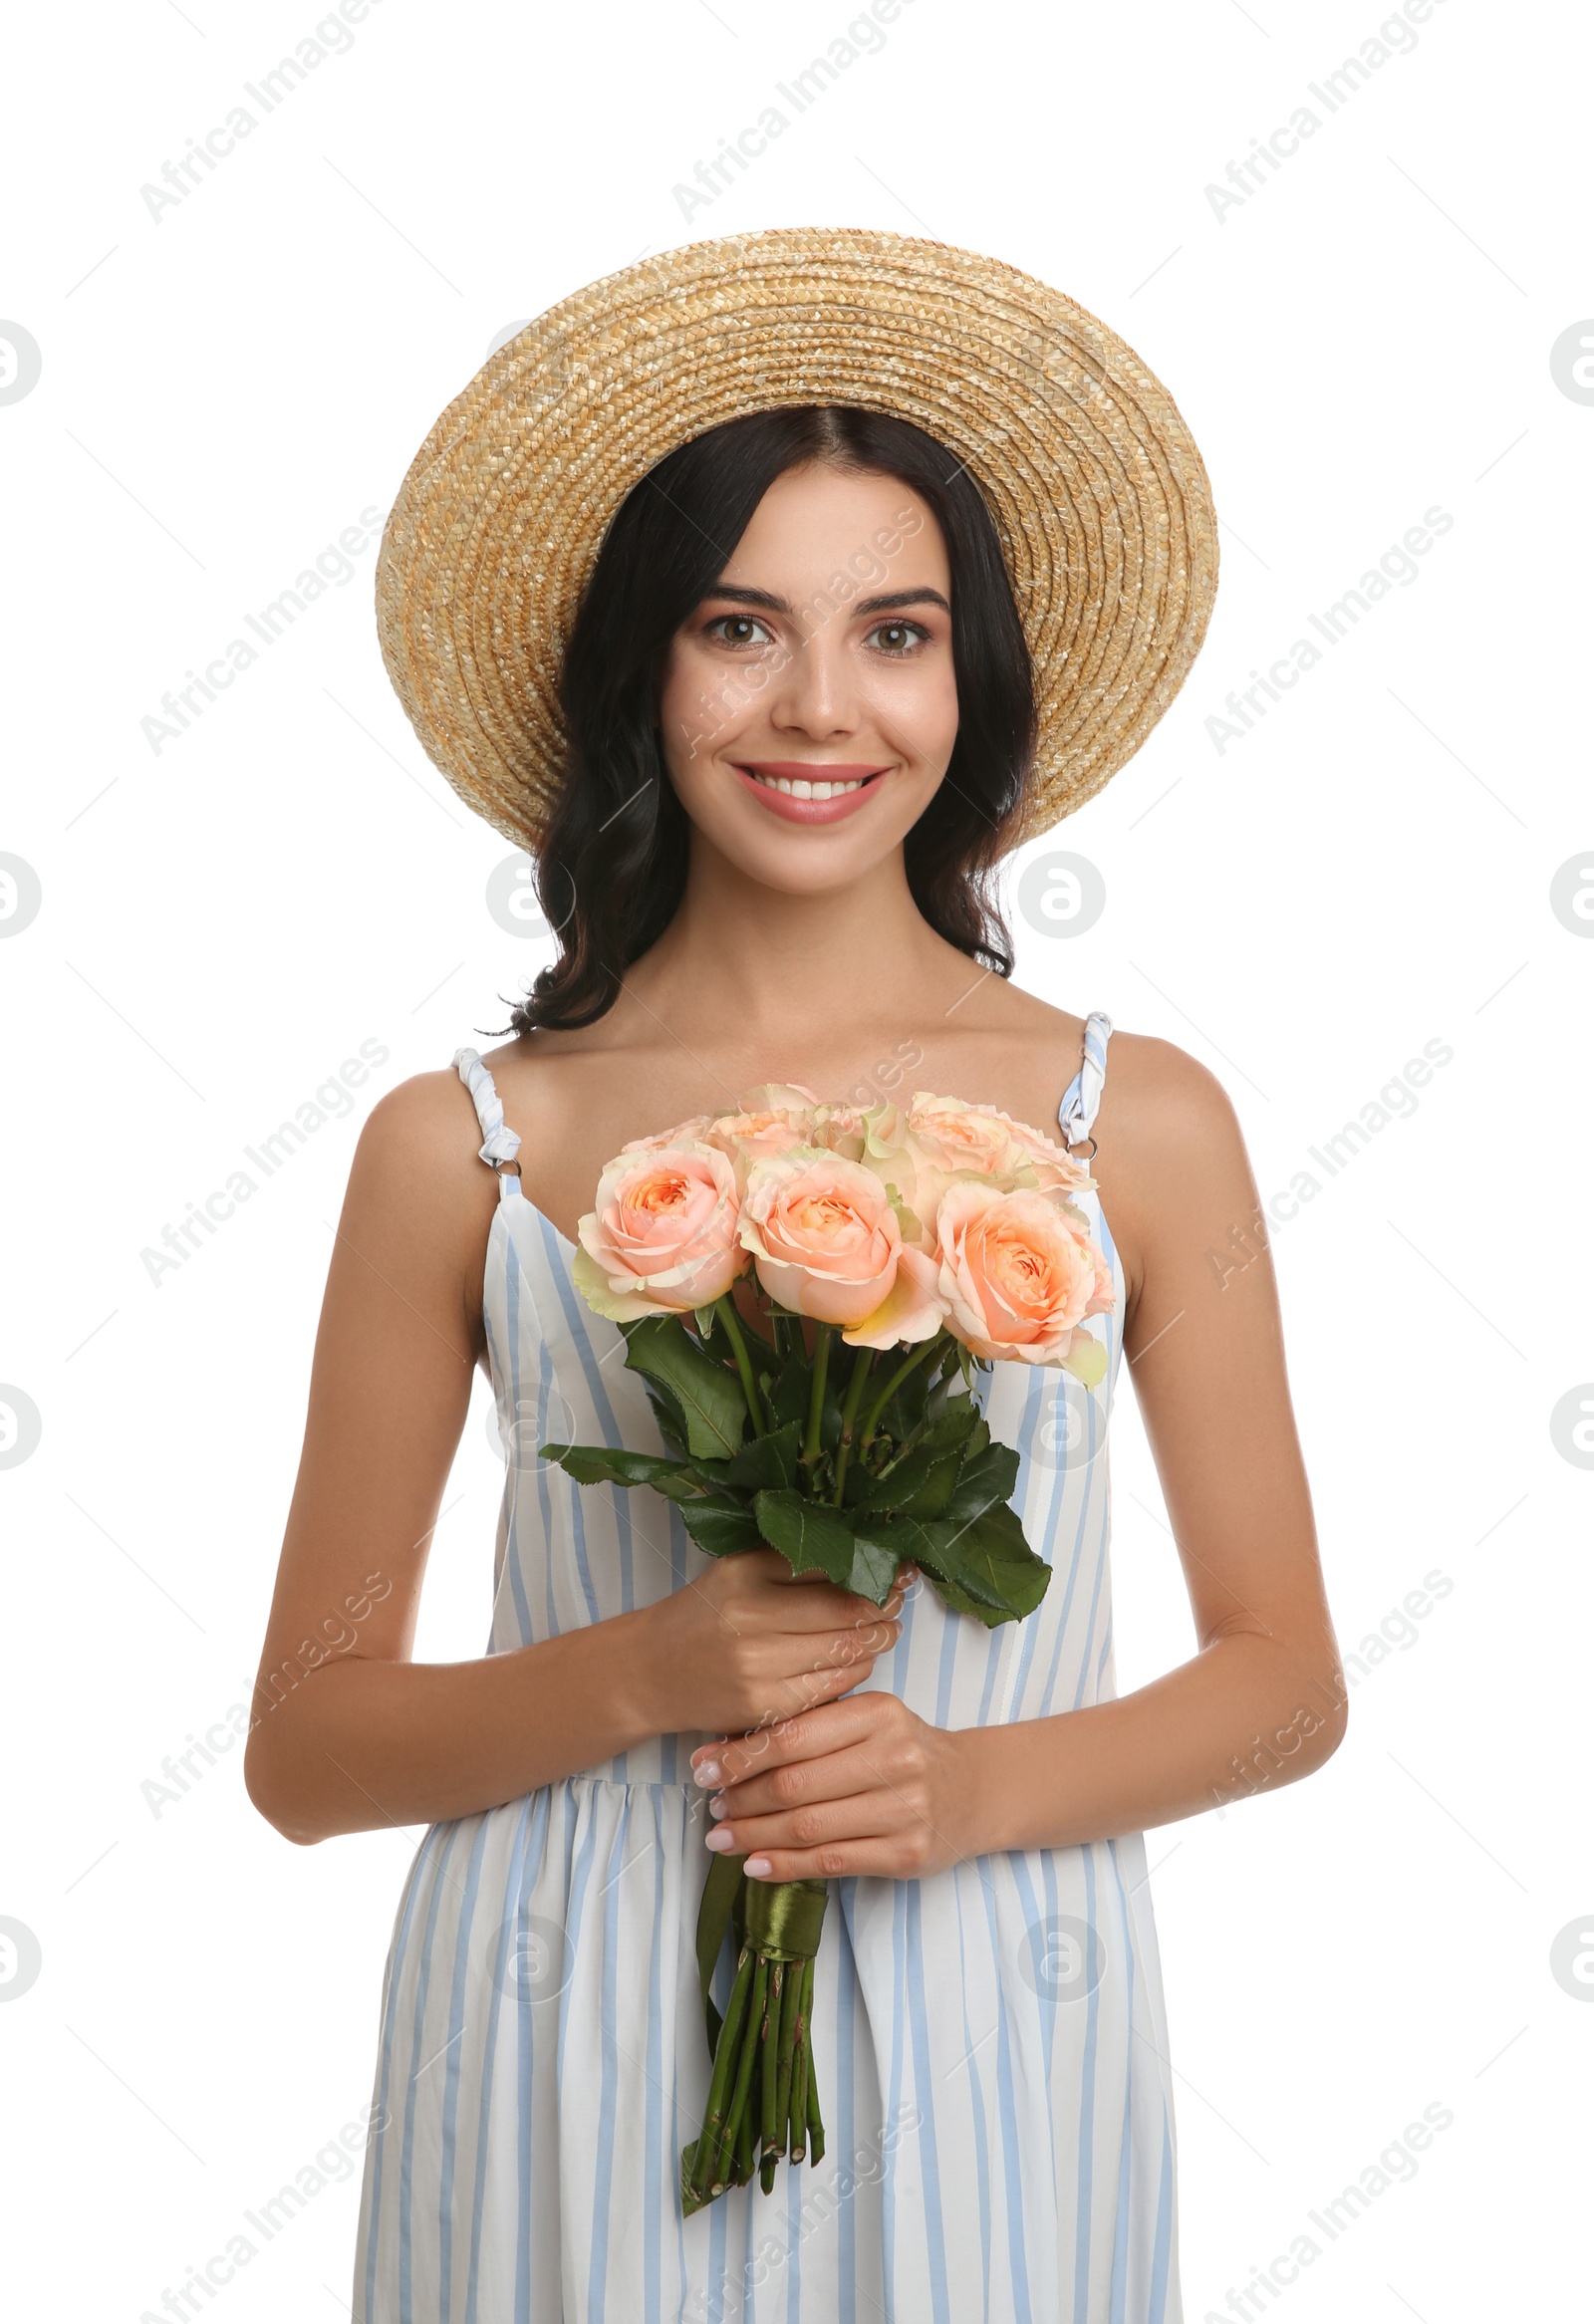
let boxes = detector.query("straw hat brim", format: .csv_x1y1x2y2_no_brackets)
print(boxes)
375,227,1218,855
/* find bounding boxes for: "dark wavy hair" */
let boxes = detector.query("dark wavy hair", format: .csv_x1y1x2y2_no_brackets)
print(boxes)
499,404,1035,1034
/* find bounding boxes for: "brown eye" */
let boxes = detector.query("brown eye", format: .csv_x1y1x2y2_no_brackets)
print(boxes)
706,614,772,646
866,620,928,655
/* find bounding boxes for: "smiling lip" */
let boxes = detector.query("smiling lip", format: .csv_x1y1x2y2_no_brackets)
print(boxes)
733,761,892,824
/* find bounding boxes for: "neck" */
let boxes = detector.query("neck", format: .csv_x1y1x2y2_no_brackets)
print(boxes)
628,837,962,1045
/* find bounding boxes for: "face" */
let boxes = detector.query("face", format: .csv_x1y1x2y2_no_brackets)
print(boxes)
656,461,958,895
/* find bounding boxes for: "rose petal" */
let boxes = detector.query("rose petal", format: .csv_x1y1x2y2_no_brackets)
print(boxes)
841,1246,946,1350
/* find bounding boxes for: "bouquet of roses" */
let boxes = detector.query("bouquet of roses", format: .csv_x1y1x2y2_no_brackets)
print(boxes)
541,1084,1115,2215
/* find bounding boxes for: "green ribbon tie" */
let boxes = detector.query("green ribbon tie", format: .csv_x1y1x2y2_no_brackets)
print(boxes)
693,1853,829,2062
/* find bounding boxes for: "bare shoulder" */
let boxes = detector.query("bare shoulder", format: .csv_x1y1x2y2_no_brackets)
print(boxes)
1098,1028,1240,1141
1090,1029,1256,1313
338,1065,501,1341
353,1062,499,1193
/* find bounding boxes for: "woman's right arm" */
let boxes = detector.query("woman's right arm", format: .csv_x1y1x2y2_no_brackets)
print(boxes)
243,1070,899,1847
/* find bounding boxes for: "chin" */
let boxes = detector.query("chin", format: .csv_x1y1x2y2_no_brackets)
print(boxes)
720,829,893,897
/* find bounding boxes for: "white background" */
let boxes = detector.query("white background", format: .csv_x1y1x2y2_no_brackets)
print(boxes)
2,1,1589,2317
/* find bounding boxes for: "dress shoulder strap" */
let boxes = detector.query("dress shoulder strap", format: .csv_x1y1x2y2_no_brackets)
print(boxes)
453,1047,523,1183
1057,1011,1114,1155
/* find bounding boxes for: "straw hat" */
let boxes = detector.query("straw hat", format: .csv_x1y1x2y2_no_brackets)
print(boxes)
375,227,1217,854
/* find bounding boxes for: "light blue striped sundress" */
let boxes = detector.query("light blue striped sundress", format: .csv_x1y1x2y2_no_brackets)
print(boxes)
353,1011,1181,2322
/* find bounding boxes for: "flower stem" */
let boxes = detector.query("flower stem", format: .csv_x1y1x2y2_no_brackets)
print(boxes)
773,1942,802,2149
802,1955,825,2164
858,1331,946,1452
802,1325,832,1468
789,1984,810,2164
716,1296,769,1433
790,1951,815,2162
759,1961,783,2190
687,1942,757,2200
830,1346,875,1505
707,1949,765,2194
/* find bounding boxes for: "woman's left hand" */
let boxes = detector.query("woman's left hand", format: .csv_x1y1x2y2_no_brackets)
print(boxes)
689,1692,978,1883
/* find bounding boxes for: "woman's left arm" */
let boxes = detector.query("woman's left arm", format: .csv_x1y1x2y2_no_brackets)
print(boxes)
693,1036,1348,1880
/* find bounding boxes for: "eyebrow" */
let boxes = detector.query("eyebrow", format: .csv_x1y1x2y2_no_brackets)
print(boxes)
702,583,951,617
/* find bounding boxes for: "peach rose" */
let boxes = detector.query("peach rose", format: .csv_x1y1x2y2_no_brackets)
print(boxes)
934,1181,1114,1383
738,1082,821,1114
574,1143,747,1321
885,1095,1019,1176
738,1150,944,1347
860,1093,1026,1244
968,1106,1097,1195
704,1085,818,1186
620,1115,717,1155
808,1102,868,1162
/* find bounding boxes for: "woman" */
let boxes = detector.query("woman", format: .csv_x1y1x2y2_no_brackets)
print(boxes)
245,230,1345,2322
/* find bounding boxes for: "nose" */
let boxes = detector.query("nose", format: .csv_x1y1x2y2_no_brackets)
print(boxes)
764,626,863,743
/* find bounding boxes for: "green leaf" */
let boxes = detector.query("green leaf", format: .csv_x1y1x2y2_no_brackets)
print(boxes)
919,1572,1009,1629
653,1468,730,1504
642,1379,688,1457
846,1525,912,1606
850,1443,932,1512
850,1443,959,1518
720,1420,802,1493
622,1317,747,1461
940,1441,1020,1528
920,1397,986,1460
878,1501,1050,1625
942,1503,1053,1623
543,1440,747,1506
900,1453,963,1518
751,1490,857,1588
884,1516,1012,1614
679,1498,764,1557
541,1444,693,1491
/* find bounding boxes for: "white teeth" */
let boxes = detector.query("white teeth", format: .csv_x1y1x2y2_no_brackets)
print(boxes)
751,773,869,799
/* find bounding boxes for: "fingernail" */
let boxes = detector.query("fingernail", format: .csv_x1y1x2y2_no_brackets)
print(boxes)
704,1825,735,1852
709,1795,728,1819
744,1855,772,1878
693,1759,721,1788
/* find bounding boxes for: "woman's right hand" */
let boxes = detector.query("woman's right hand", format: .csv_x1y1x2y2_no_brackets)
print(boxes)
634,1548,911,1741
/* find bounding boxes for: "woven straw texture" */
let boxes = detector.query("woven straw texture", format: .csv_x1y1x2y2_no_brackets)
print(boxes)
374,227,1218,854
